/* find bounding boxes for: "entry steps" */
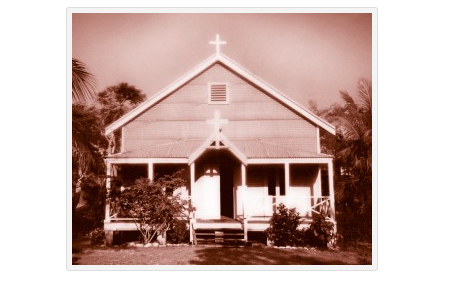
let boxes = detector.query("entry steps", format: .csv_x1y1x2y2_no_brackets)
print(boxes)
194,228,245,245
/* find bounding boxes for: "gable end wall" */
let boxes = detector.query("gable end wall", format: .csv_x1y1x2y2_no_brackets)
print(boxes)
123,63,318,153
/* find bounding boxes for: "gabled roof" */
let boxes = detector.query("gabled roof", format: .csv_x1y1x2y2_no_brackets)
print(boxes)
105,53,336,135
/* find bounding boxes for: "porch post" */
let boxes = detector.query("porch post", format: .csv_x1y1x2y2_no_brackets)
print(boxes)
284,162,290,203
190,162,195,195
314,167,322,214
241,164,248,242
105,162,111,223
190,162,195,244
328,159,337,231
148,162,154,182
105,162,113,246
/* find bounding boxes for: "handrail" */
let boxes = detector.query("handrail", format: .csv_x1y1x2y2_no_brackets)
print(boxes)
243,196,332,219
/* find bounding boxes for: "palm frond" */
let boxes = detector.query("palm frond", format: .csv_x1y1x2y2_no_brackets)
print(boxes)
357,79,372,113
72,58,97,104
332,115,361,141
339,90,358,111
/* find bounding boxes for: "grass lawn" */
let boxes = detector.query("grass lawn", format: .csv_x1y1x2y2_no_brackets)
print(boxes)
72,240,372,265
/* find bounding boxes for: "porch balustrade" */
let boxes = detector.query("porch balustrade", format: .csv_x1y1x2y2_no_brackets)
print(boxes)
242,196,334,222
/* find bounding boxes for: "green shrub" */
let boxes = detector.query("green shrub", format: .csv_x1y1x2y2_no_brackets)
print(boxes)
265,203,305,247
305,213,335,248
265,204,336,248
166,219,190,244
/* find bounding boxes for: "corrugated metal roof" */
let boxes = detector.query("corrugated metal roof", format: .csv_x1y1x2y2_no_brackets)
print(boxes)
234,140,332,159
107,139,332,159
109,140,203,158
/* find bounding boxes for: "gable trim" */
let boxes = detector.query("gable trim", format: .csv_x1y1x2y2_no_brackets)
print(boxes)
105,53,336,135
188,132,247,165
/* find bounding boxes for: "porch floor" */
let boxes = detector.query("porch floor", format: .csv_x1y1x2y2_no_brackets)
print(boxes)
194,216,243,230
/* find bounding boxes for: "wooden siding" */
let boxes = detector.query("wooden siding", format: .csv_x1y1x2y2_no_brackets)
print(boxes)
124,63,317,152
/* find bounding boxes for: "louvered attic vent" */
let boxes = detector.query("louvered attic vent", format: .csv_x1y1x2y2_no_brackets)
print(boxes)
209,83,228,104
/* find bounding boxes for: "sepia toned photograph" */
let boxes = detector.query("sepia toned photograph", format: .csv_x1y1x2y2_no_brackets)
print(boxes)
70,9,375,269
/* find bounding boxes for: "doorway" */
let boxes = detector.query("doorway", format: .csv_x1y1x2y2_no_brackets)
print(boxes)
220,163,234,219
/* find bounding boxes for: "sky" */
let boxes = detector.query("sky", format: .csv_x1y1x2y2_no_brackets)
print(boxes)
72,13,372,108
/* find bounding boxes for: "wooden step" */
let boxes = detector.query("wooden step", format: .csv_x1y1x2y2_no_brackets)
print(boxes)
194,229,245,244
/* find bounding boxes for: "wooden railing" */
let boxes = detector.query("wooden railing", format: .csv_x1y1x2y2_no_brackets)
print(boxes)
242,196,334,219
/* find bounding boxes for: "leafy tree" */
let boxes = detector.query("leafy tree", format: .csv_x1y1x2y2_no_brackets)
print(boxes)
96,82,146,153
112,172,192,244
72,58,97,104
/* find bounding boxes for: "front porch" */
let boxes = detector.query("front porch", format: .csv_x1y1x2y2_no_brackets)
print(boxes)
103,152,336,244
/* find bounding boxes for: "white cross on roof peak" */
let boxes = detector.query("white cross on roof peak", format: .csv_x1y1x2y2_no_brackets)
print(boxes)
209,34,227,55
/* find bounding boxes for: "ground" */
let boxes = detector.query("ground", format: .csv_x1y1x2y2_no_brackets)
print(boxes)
72,239,372,265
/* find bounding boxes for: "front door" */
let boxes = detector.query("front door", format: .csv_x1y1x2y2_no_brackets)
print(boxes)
196,164,221,219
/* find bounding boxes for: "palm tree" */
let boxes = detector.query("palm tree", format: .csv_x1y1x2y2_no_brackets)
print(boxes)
335,79,372,178
72,58,104,209
72,58,96,104
320,79,372,241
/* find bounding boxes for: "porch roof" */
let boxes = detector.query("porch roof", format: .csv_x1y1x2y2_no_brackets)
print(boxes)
234,140,332,159
106,139,332,160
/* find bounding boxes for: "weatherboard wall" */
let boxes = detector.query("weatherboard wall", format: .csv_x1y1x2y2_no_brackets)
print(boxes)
123,63,318,153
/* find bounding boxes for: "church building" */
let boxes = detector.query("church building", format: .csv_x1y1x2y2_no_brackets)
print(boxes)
103,35,336,244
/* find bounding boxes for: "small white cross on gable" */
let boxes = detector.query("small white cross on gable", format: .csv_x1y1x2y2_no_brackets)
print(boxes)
209,34,227,55
206,110,228,148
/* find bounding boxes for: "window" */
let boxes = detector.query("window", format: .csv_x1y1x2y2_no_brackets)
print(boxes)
208,83,228,104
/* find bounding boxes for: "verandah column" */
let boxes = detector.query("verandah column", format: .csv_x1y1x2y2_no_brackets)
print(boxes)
190,163,195,195
189,162,195,244
328,159,337,232
284,162,290,205
148,162,154,181
104,161,113,246
105,162,112,223
314,167,322,214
